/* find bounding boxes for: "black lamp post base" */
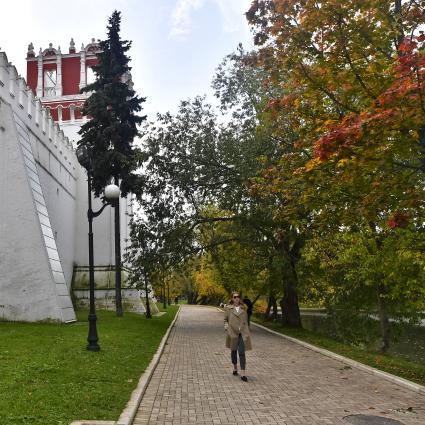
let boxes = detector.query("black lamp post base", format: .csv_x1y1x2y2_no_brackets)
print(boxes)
87,343,101,352
87,313,100,351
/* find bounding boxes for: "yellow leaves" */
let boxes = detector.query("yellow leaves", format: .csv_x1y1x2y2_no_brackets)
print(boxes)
337,158,349,168
190,255,226,299
324,119,337,126
304,157,322,171
292,167,306,176
316,119,337,133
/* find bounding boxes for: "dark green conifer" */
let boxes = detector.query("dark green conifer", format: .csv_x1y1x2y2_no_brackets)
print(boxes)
78,10,146,196
78,10,145,316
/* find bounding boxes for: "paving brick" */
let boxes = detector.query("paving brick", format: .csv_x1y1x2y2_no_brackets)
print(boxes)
133,305,425,424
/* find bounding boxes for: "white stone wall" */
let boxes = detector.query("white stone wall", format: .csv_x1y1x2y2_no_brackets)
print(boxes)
73,288,159,314
0,52,81,289
0,102,75,322
73,168,132,268
59,120,84,146
0,49,138,321
37,165,77,286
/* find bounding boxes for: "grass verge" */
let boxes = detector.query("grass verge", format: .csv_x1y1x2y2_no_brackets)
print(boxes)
253,316,425,387
0,307,178,425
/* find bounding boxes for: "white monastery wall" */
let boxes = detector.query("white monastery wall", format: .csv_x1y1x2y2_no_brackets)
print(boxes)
0,49,141,321
73,167,131,267
0,105,66,321
0,52,76,321
37,166,77,285
60,120,83,144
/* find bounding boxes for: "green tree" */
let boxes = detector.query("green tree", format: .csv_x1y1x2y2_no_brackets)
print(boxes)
300,227,425,350
79,10,146,196
78,10,146,316
197,209,273,300
133,47,310,326
246,0,425,348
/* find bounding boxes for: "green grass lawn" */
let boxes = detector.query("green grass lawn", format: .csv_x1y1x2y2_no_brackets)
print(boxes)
0,307,178,425
253,316,425,387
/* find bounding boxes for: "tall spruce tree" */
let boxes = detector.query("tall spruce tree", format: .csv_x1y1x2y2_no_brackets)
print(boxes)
79,10,145,196
78,10,146,316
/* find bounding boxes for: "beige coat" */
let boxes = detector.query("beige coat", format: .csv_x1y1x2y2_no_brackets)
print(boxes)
224,304,252,351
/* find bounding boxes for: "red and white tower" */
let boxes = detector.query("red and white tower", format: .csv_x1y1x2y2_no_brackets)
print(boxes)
26,38,100,144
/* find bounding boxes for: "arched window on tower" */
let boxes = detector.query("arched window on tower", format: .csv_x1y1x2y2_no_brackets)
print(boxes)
44,70,57,97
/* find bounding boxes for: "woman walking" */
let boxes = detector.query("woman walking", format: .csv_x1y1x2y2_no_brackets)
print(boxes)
224,292,252,382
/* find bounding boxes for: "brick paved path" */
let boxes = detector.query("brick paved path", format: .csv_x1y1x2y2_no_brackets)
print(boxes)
133,305,425,425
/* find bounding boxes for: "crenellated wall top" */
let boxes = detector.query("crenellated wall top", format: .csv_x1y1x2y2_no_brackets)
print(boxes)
0,50,77,175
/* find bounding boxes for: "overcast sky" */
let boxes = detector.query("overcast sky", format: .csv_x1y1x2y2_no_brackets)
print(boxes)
0,0,254,118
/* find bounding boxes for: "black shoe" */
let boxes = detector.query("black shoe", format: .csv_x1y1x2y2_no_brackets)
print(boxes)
241,376,248,382
232,370,238,376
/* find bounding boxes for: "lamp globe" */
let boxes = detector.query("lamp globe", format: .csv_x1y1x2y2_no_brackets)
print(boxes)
104,184,120,200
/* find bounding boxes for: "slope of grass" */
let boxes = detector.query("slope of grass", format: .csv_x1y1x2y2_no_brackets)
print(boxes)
0,307,178,425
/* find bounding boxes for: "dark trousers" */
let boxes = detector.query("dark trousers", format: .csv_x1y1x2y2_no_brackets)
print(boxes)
231,334,246,370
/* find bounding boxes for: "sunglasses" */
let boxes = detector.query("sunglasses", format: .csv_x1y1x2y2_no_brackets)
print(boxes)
233,295,240,299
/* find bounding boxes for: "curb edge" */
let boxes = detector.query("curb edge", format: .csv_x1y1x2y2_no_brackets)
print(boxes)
117,306,181,425
251,321,425,396
70,306,182,425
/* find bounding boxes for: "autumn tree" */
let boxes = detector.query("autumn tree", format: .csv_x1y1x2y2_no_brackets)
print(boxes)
247,0,425,349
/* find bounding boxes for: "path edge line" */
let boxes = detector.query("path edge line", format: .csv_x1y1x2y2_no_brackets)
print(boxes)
117,306,181,425
251,321,425,396
69,306,181,425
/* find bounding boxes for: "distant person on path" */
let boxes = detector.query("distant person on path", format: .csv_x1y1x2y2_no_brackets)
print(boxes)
174,296,179,305
224,292,252,382
242,297,253,326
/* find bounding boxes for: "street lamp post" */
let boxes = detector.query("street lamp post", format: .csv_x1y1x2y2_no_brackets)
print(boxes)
76,145,120,352
162,279,167,310
114,176,123,317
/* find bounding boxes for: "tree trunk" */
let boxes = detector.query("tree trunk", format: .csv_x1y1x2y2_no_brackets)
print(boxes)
167,281,171,306
162,280,167,310
266,295,278,320
188,291,198,305
370,223,391,352
275,234,304,327
272,297,278,320
377,284,391,353
252,293,262,304
280,285,302,327
265,295,273,319
280,260,302,327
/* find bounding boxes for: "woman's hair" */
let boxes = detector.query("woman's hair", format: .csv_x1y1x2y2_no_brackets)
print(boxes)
228,292,246,307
